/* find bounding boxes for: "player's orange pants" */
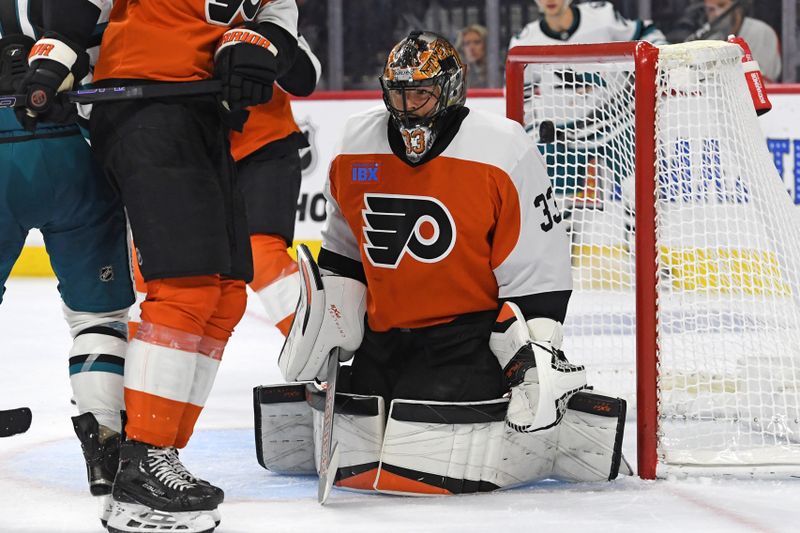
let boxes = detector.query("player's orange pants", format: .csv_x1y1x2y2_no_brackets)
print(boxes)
124,273,246,447
249,233,299,336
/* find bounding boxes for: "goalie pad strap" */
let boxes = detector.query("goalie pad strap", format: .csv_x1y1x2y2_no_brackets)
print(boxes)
389,399,506,424
305,386,382,417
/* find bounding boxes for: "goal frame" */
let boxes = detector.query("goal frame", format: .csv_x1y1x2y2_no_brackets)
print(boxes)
506,41,661,479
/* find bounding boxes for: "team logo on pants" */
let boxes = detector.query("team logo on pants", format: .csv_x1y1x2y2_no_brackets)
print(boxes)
362,194,456,268
206,0,260,25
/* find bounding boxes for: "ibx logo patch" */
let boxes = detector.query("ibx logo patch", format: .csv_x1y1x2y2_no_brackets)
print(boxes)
351,163,380,183
362,193,456,269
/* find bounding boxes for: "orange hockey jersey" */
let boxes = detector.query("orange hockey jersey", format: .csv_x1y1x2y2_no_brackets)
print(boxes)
229,86,298,161
93,0,298,82
322,107,573,332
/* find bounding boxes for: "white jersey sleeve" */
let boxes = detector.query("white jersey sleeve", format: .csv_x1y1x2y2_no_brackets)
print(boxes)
256,0,299,38
492,130,573,300
320,177,362,263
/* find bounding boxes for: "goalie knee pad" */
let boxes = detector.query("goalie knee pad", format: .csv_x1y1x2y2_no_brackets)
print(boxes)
554,391,629,482
376,398,514,495
64,305,128,432
253,383,317,475
253,382,385,486
278,245,366,382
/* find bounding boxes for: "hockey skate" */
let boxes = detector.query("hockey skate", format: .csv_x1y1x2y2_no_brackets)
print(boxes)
165,447,222,526
71,412,121,526
106,440,220,533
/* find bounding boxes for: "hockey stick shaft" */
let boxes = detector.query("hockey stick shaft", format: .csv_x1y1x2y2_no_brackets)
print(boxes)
318,348,341,504
684,0,747,42
0,407,32,437
0,80,222,110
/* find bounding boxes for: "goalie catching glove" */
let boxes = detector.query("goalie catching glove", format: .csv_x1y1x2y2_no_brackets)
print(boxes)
14,32,89,131
489,302,587,432
278,245,367,383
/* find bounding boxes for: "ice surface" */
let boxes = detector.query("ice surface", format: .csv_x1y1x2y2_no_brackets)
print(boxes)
1,279,798,532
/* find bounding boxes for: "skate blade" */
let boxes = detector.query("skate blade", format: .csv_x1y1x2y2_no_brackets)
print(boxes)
106,501,216,533
99,494,112,528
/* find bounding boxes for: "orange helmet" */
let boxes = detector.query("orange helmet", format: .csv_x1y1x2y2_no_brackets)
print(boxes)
379,31,466,129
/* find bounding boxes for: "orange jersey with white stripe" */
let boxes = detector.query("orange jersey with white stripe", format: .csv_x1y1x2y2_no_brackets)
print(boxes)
229,86,300,161
322,107,572,332
93,0,298,82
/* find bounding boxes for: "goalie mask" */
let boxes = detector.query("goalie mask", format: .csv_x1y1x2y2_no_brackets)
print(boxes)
380,31,466,162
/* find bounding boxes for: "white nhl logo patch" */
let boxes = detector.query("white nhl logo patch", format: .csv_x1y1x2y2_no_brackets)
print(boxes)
100,265,114,282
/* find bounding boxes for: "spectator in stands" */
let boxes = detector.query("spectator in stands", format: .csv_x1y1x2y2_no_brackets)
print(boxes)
457,24,489,88
703,0,782,81
511,1,666,47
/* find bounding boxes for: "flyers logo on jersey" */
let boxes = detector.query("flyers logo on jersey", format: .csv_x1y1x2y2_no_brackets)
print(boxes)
362,194,456,269
206,0,260,25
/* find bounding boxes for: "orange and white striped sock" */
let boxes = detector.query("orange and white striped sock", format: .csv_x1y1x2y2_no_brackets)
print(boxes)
124,322,202,447
174,279,247,448
124,275,223,446
249,234,300,336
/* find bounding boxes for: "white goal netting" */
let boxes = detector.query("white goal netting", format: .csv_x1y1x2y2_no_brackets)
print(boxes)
516,41,800,474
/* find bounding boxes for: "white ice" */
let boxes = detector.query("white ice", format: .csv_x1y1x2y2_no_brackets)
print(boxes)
1,278,798,533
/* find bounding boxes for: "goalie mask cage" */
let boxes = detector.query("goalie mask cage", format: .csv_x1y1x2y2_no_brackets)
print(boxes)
506,41,800,479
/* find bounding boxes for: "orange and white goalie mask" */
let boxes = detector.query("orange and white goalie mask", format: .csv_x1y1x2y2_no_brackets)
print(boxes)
379,31,466,163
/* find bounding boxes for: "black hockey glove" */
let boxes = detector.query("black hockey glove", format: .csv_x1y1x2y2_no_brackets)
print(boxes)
14,32,89,131
214,24,279,114
0,35,35,94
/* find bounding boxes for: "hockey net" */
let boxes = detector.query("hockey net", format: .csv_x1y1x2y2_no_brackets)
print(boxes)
506,41,800,478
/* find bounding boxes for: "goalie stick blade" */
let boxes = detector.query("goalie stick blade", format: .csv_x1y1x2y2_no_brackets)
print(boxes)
318,442,340,505
0,407,32,437
317,350,340,504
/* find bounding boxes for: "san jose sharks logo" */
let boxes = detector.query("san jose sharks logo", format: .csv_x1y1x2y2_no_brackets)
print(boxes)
362,194,456,268
206,0,260,25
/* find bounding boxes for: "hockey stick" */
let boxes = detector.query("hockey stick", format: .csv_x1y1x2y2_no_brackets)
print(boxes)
684,0,748,41
0,79,222,110
0,407,32,437
318,348,341,505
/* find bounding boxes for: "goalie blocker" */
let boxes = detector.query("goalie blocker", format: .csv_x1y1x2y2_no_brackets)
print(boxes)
277,244,367,383
253,383,629,494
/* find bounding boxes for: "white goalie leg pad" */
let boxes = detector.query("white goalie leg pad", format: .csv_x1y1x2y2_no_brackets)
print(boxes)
374,398,560,495
490,302,586,433
253,383,317,475
106,501,217,533
308,388,385,491
373,394,626,495
278,245,366,382
553,390,630,482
